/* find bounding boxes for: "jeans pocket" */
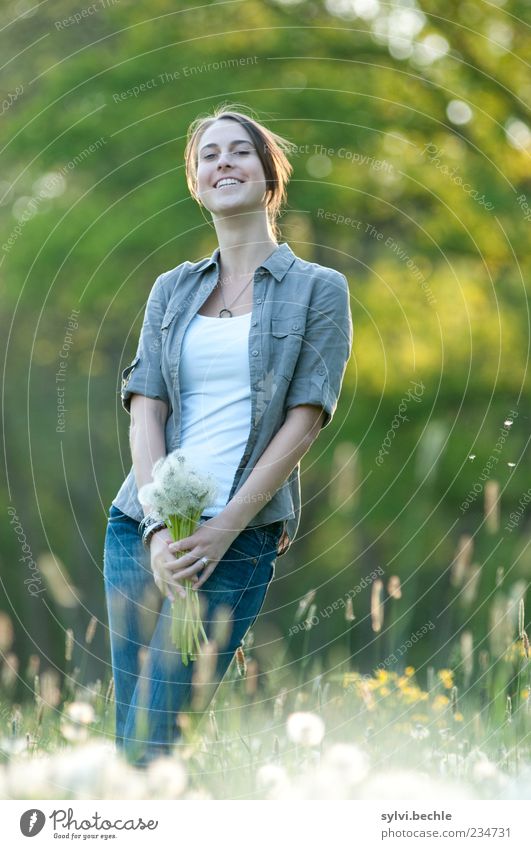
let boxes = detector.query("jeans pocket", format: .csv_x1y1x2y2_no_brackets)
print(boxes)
108,503,132,522
230,526,267,561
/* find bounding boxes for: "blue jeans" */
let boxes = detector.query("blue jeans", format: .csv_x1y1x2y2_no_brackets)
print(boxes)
103,504,283,767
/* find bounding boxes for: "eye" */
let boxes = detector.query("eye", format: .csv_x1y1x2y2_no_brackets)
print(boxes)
203,153,216,160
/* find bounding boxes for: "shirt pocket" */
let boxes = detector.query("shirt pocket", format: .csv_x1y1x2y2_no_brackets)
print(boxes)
271,314,306,378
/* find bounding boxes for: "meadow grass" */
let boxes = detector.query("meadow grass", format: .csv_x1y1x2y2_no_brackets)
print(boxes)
0,624,529,800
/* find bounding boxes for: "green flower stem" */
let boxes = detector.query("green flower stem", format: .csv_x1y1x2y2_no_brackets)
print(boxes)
166,510,208,664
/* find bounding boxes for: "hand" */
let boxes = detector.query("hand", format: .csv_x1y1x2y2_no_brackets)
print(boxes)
149,527,187,601
165,517,240,590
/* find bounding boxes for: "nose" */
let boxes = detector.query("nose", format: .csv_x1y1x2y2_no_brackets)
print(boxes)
217,156,232,170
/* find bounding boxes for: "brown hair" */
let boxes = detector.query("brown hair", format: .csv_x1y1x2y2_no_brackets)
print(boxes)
184,102,295,241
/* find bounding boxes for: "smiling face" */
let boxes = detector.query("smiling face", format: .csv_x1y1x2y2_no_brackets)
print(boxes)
195,118,270,217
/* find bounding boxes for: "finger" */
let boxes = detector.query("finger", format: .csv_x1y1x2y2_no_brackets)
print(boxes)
165,552,200,573
167,539,193,553
164,551,199,569
166,575,186,599
156,567,184,599
171,560,207,581
163,579,175,602
192,562,217,590
154,575,174,602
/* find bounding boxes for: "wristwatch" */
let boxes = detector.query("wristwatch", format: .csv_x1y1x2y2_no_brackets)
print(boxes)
139,514,167,548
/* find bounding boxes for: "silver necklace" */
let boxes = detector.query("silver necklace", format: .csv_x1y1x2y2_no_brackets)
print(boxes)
216,271,254,318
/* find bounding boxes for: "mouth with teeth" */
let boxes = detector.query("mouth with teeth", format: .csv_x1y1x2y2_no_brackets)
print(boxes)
214,178,244,189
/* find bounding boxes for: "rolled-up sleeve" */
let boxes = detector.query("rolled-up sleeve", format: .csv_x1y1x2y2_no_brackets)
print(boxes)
120,274,170,415
284,271,353,429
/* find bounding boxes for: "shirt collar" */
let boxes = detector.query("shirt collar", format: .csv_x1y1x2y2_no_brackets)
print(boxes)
189,241,296,282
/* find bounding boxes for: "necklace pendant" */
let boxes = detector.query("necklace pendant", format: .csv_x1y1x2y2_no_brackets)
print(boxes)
219,308,233,318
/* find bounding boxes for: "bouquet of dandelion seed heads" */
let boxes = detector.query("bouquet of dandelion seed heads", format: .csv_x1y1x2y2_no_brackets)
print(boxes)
138,450,218,666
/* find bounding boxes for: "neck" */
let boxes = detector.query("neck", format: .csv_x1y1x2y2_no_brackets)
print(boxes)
211,212,278,280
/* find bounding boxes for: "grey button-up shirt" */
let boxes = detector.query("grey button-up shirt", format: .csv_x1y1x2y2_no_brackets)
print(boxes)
112,242,353,557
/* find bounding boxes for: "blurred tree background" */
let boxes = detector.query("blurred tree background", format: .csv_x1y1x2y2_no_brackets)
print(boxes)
0,0,529,697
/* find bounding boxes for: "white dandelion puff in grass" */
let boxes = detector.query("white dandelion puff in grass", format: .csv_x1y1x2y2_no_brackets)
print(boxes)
286,711,325,747
145,756,188,799
321,742,370,784
255,764,290,799
59,701,95,743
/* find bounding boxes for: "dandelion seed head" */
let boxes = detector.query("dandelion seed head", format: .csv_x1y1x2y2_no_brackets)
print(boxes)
410,723,430,740
64,701,95,725
322,742,370,784
48,743,145,799
139,449,218,519
146,756,187,798
286,711,325,747
59,701,95,742
6,755,54,799
255,763,290,798
0,735,27,756
471,755,499,782
360,768,470,799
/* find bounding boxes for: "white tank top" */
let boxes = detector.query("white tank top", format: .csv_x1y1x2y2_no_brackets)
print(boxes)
178,310,252,516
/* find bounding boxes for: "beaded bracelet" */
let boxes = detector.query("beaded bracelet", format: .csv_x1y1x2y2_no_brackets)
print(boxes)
139,514,167,548
142,521,167,548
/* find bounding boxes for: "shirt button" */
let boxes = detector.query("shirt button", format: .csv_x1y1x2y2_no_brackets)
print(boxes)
256,298,262,304
318,366,326,375
292,323,299,330
251,350,258,357
252,320,258,327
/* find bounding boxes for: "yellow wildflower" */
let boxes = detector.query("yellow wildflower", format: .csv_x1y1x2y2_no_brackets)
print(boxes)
401,686,426,704
453,711,464,722
405,666,415,677
432,694,450,712
438,669,454,689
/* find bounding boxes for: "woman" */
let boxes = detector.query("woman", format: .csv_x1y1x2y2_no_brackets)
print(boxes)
104,103,353,768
